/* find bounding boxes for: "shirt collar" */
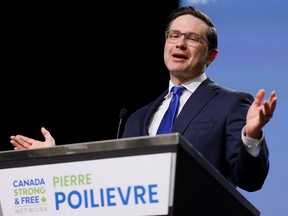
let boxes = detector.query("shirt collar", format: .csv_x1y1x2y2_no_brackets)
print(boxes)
167,73,207,94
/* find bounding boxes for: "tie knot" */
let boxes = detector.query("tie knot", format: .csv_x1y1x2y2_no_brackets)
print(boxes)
171,86,186,96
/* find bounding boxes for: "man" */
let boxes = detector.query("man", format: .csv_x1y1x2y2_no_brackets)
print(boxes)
10,6,277,192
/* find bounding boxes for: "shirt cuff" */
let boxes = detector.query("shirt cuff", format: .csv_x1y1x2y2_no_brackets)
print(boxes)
241,126,264,157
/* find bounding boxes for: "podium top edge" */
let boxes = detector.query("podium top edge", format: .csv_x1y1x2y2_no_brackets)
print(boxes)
0,133,183,162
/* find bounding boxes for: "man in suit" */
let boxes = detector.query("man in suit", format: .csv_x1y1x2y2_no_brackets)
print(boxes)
120,6,277,192
10,6,277,192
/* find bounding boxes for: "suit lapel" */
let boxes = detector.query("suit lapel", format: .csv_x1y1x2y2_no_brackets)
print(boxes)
172,78,219,134
142,90,169,135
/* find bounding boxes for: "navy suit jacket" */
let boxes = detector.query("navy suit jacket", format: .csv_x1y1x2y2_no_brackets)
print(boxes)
121,78,269,192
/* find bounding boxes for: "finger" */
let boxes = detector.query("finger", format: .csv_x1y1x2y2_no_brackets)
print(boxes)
253,89,265,107
263,100,272,117
16,135,36,145
12,136,33,149
268,91,277,113
262,91,277,117
10,139,26,150
269,90,276,99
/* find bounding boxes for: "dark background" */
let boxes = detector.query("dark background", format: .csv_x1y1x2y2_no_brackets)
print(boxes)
1,2,178,150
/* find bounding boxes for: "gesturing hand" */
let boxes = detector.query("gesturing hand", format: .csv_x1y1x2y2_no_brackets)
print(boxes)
10,127,56,150
245,89,277,139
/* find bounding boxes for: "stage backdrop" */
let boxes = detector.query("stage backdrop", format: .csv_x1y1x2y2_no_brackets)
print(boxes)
179,1,288,216
1,1,287,215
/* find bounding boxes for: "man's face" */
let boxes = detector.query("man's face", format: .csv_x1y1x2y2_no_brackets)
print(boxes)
164,14,216,82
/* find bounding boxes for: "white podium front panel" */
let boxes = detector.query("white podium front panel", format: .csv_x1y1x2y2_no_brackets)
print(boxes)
0,152,176,216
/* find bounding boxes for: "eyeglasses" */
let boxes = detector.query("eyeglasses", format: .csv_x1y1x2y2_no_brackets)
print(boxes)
165,30,211,46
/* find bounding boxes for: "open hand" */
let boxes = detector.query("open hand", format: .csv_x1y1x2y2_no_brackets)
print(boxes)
245,89,277,139
10,127,56,150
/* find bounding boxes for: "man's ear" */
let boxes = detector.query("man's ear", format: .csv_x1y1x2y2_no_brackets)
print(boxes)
206,49,218,65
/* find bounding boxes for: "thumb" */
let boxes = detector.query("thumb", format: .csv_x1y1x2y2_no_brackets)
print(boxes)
41,127,56,146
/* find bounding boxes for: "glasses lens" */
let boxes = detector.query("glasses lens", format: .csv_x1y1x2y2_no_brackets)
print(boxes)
166,30,209,47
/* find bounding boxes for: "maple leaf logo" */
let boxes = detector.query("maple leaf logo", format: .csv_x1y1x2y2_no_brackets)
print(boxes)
41,196,47,203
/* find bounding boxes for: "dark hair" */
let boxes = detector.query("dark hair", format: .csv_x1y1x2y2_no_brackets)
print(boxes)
166,6,218,50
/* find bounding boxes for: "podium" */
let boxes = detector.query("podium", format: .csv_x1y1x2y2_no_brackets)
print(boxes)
0,133,260,216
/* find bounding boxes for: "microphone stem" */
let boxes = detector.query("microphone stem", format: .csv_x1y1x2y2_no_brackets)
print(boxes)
116,118,123,139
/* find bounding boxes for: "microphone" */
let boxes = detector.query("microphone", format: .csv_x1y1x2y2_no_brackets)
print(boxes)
116,108,127,139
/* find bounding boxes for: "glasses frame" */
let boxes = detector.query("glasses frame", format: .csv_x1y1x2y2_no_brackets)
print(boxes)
165,30,211,47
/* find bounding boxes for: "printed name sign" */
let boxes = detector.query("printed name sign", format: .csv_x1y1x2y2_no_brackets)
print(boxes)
0,153,175,216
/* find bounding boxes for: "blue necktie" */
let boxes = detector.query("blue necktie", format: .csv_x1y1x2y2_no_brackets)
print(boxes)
157,86,186,134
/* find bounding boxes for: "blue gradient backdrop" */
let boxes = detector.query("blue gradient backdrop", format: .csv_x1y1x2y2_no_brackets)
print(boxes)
179,1,288,215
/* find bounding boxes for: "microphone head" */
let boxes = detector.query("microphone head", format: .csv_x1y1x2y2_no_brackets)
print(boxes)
119,108,127,119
